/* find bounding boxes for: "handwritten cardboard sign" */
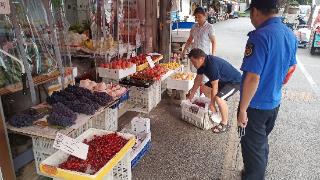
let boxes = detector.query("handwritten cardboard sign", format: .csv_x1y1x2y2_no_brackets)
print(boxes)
53,133,89,160
146,56,155,68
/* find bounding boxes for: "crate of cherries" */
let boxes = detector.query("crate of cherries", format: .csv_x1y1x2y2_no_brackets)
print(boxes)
40,128,135,179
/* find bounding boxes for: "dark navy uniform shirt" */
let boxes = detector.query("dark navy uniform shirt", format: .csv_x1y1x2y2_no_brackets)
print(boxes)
197,55,242,83
241,17,298,110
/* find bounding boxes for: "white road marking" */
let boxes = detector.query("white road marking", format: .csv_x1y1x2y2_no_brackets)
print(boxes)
296,56,320,97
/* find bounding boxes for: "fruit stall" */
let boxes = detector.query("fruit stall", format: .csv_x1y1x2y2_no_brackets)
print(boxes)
0,0,201,179
0,0,156,179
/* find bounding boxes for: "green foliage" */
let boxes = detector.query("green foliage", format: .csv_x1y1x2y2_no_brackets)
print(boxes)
296,0,313,5
289,0,300,6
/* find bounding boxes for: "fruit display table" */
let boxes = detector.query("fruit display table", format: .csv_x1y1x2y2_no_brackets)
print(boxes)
6,82,126,175
40,128,135,180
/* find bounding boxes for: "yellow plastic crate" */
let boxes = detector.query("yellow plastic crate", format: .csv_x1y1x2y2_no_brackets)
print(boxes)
40,128,135,180
136,55,163,72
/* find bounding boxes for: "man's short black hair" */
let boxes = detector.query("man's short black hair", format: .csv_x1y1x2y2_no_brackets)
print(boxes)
247,0,279,15
188,48,207,59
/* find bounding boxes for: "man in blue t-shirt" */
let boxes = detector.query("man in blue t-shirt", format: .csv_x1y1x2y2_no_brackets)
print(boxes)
186,48,242,133
238,0,297,179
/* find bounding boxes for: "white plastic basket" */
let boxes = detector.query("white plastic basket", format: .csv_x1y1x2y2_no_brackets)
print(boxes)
93,108,118,131
33,150,52,176
128,81,161,113
181,97,215,130
154,81,162,105
32,116,95,155
112,153,132,180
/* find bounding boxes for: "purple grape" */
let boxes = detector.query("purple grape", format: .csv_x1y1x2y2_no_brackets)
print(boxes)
92,92,112,106
9,114,34,128
63,101,96,115
46,91,67,105
58,91,77,101
47,112,75,127
47,103,77,127
78,96,100,110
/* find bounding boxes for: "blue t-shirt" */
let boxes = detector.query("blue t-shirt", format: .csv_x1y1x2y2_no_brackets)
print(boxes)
197,55,242,83
241,17,297,110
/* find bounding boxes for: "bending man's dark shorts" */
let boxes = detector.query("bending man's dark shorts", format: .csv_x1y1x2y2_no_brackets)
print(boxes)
204,81,240,101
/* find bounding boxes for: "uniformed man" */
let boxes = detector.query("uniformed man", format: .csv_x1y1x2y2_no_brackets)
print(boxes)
238,0,297,179
187,48,241,133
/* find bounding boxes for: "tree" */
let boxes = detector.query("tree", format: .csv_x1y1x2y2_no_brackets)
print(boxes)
297,0,312,5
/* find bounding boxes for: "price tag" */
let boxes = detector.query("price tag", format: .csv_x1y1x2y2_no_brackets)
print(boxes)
53,133,89,160
146,56,155,68
131,50,136,57
0,0,10,14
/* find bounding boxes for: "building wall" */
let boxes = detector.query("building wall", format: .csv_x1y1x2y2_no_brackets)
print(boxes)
180,0,191,20
65,0,77,25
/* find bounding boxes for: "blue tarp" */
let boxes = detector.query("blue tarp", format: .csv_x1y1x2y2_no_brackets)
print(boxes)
172,22,195,30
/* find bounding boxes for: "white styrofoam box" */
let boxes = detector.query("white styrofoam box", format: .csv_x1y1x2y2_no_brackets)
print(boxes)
98,64,136,80
130,133,151,161
181,97,219,130
160,70,175,81
167,76,195,91
131,117,151,134
120,128,151,167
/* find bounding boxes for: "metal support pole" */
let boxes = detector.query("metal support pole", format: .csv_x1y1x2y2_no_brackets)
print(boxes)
127,0,130,59
43,0,65,89
10,1,37,104
0,97,16,180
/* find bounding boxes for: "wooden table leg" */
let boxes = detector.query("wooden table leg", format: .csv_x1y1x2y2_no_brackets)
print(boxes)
0,97,16,180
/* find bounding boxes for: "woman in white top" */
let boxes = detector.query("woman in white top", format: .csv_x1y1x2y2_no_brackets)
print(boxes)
182,7,217,73
182,7,216,57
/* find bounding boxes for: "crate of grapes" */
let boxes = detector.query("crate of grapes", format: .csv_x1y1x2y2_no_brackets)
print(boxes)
181,97,220,130
40,128,135,180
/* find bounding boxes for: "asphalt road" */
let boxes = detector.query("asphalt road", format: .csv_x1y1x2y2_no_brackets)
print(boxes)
131,17,320,180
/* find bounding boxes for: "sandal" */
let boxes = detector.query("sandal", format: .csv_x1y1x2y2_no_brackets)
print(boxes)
212,123,230,133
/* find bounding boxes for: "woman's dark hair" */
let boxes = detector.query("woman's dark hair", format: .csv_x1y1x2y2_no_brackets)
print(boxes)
193,7,206,16
188,48,207,59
